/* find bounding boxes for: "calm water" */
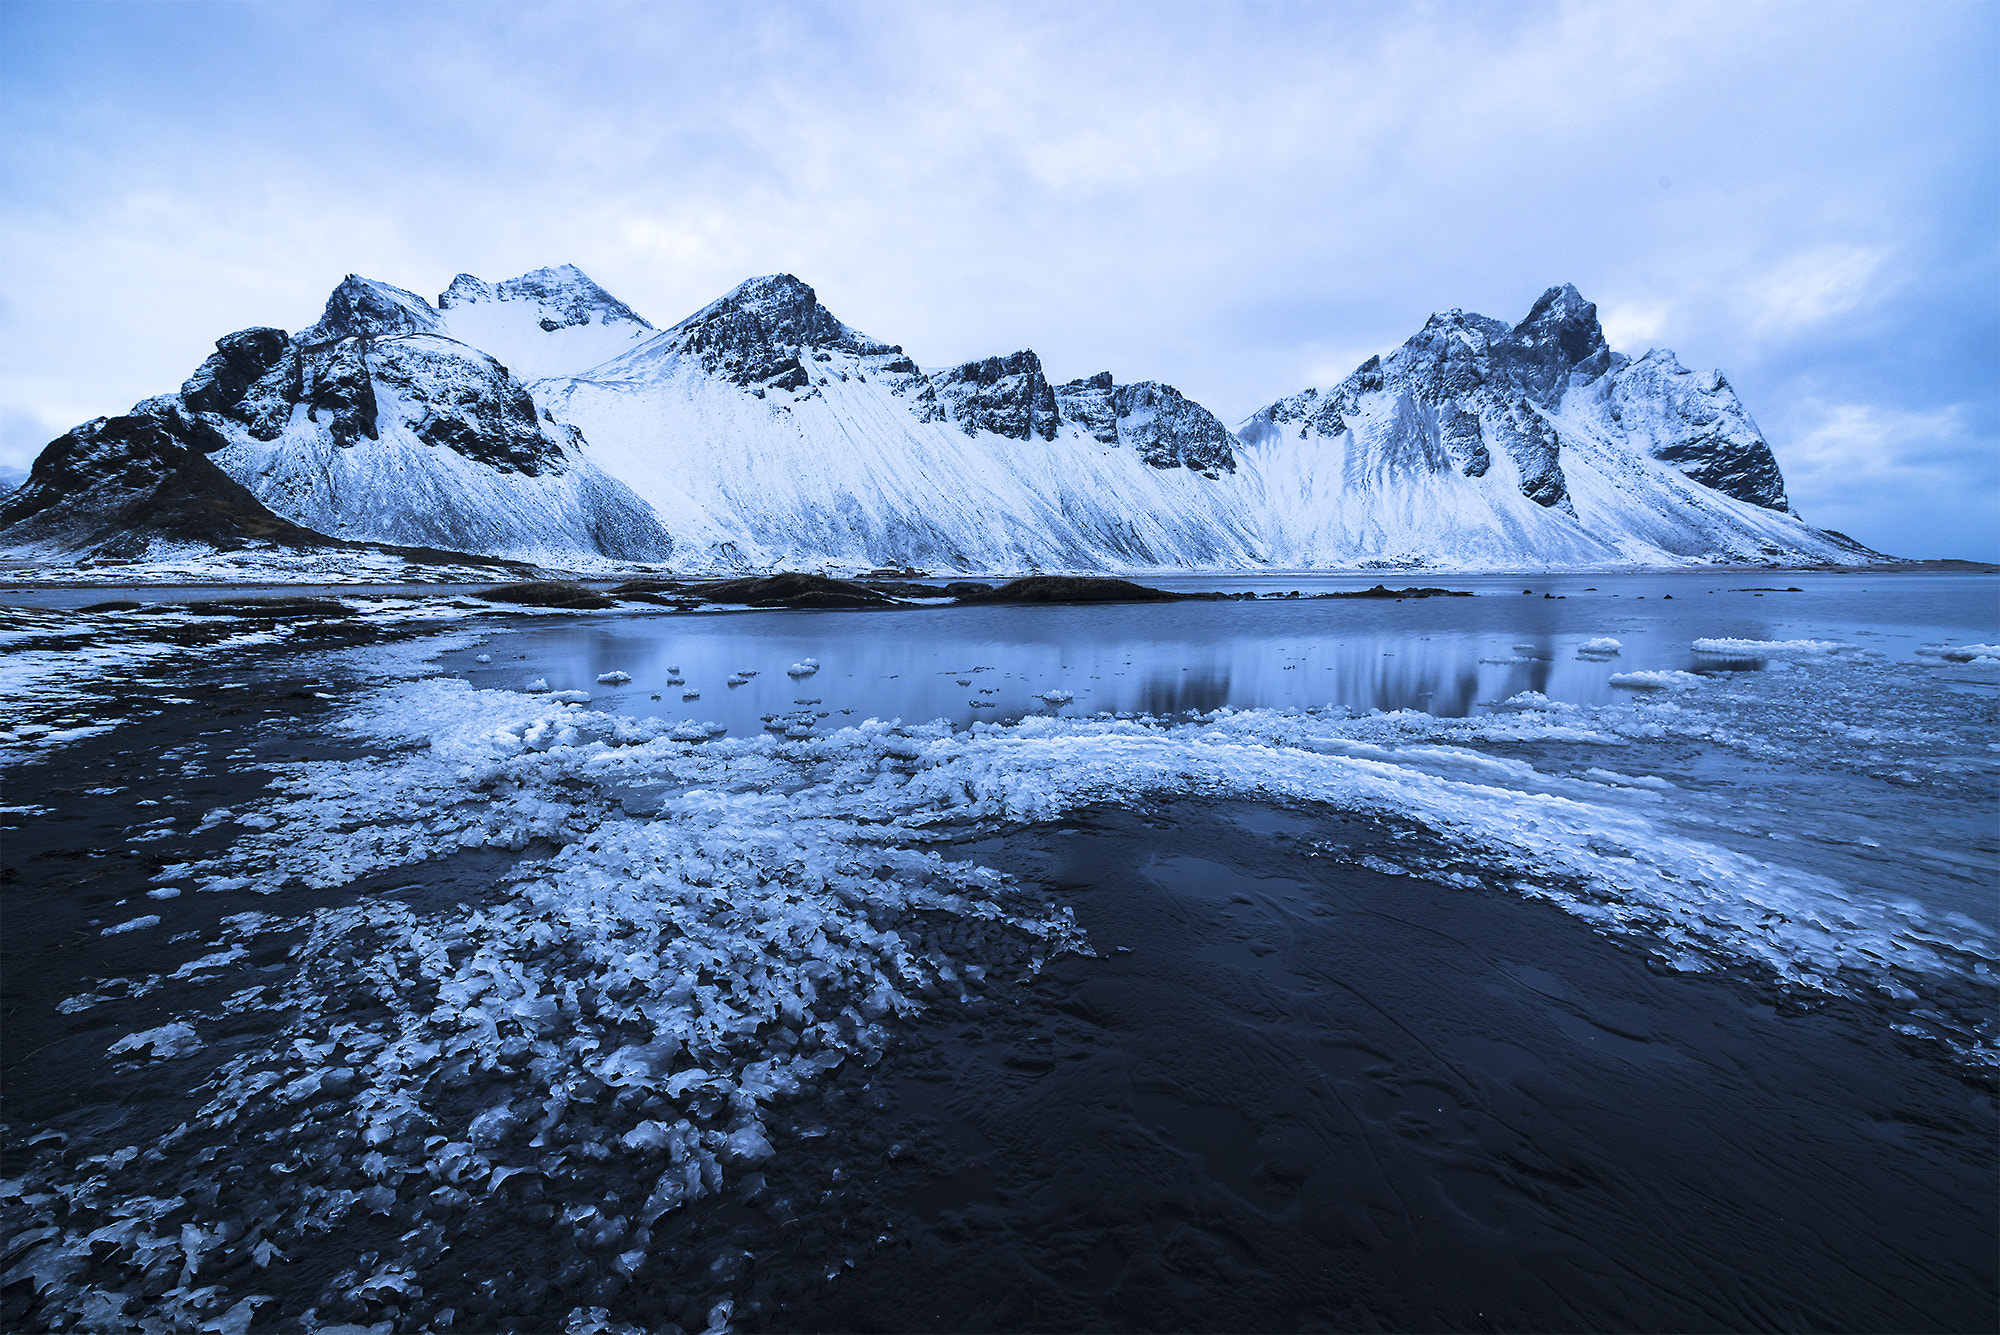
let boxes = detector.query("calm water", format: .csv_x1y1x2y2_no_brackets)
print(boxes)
441,569,1999,1032
441,570,1998,733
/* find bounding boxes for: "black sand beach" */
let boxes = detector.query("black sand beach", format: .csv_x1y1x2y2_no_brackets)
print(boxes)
2,596,1995,1332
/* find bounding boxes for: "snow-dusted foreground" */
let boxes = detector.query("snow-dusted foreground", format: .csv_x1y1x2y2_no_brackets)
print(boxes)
2,589,1995,1330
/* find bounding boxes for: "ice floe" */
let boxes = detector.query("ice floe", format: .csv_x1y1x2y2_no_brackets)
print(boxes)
1609,670,1705,690
1692,637,1847,657
1917,642,2000,664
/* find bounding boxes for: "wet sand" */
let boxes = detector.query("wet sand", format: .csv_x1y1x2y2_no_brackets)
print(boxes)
721,803,1996,1332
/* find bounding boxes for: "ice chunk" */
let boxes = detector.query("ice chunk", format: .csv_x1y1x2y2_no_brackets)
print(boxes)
1917,643,2000,663
474,654,491,663
1038,689,1074,704
1691,637,1846,657
596,671,632,685
1577,637,1623,656
525,678,551,693
108,1021,202,1060
787,663,819,677
101,914,161,935
550,690,592,704
1608,670,1704,690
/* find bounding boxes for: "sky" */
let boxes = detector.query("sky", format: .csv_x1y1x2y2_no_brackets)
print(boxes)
2,0,1994,559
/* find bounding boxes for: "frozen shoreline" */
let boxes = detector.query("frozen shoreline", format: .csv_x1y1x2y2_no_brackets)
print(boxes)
2,584,1994,1331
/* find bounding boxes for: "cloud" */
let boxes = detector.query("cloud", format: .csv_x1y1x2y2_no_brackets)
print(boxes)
1776,399,1998,559
0,405,60,471
1747,246,1893,336
0,0,1992,555
1599,302,1674,353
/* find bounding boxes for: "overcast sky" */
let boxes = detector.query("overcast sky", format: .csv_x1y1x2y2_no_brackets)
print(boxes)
2,0,1993,558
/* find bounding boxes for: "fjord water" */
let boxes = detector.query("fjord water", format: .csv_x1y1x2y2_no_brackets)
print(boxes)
455,569,1995,728
456,568,1998,1046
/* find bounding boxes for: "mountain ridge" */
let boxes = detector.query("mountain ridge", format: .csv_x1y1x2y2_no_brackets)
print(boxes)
0,266,1879,573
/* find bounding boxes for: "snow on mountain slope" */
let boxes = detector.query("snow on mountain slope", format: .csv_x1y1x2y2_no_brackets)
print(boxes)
200,275,672,564
436,265,656,381
534,275,1271,570
542,350,1264,571
537,273,1866,571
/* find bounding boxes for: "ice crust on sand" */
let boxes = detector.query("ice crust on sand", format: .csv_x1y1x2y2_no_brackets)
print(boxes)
100,914,162,935
107,1021,203,1060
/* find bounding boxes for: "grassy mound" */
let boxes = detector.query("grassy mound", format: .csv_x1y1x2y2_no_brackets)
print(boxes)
475,582,617,609
954,576,1216,604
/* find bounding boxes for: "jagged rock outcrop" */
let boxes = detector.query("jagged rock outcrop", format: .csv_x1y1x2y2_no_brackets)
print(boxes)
932,351,1062,441
1575,349,1790,510
1054,373,1237,473
601,273,939,417
0,403,333,558
1239,284,1794,521
1494,283,1610,406
179,327,290,415
659,274,891,388
301,274,441,344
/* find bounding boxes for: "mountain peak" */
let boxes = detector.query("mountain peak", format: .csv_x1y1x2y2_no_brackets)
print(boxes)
665,274,895,373
1511,284,1605,360
303,275,440,343
439,265,651,330
687,273,846,345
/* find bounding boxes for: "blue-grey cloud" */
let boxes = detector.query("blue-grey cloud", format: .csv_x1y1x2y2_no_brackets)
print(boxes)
2,0,1993,557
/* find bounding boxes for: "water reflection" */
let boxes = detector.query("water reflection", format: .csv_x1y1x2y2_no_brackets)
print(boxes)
439,592,1868,737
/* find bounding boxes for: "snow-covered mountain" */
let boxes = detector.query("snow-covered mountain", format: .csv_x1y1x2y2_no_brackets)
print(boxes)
436,264,655,381
1,270,673,565
1230,284,1832,566
538,276,1265,569
1,266,1877,572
